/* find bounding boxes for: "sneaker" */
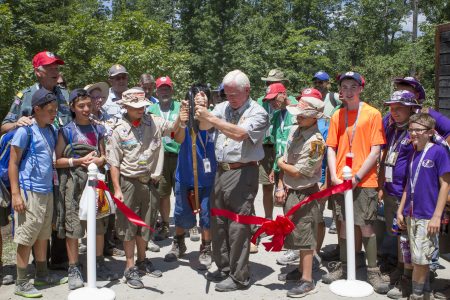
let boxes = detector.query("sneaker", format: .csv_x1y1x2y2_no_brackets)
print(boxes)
387,275,412,299
147,239,160,252
329,220,337,234
164,235,187,262
1,264,13,285
78,243,87,254
278,268,302,282
198,243,212,270
34,273,68,286
367,266,390,294
320,246,340,261
124,266,143,289
276,249,300,265
189,226,200,242
287,279,318,298
136,258,162,278
322,261,346,284
313,253,322,271
15,281,42,298
155,222,170,241
97,259,119,281
215,276,247,292
206,269,229,282
68,265,84,290
104,247,125,257
409,294,424,300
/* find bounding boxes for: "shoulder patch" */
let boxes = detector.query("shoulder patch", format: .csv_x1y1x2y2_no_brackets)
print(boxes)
16,92,23,99
309,140,325,159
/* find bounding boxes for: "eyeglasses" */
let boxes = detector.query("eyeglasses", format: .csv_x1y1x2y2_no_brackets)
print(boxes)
408,128,430,133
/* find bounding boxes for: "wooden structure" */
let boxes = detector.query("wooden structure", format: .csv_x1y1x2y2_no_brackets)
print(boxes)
436,23,450,117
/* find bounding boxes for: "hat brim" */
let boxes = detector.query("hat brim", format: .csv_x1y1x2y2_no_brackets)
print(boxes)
384,100,422,107
312,76,329,81
109,71,129,77
261,76,290,82
286,105,326,118
156,83,173,89
84,82,109,106
118,100,152,108
263,93,278,101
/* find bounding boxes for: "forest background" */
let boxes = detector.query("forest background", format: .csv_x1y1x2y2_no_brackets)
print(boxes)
0,0,449,118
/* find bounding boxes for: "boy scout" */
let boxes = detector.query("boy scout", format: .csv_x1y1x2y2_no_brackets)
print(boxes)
106,87,183,289
275,88,326,298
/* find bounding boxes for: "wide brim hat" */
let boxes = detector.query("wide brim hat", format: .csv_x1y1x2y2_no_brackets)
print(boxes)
116,88,152,108
384,90,422,108
84,82,109,107
261,69,290,82
286,96,326,119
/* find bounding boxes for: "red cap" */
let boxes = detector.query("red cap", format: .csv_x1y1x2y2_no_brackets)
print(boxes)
156,76,173,88
296,88,322,101
32,51,64,68
263,83,286,101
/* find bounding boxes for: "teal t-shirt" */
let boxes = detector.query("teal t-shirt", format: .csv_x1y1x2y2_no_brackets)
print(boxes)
147,100,181,153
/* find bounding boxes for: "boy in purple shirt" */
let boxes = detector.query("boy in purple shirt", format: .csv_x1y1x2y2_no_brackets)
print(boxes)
397,113,450,300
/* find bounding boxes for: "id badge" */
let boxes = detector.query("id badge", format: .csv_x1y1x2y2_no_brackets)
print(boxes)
385,166,393,183
137,153,149,169
203,158,211,173
386,151,399,166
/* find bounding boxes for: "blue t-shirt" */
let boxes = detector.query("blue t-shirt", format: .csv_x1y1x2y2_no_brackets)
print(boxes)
175,129,216,187
61,121,106,148
11,124,56,193
317,119,329,184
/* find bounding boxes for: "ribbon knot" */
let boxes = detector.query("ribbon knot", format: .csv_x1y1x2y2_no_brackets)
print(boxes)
251,215,295,252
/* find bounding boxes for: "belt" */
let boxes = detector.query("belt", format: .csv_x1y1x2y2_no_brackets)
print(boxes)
219,161,258,171
165,152,178,158
263,144,274,147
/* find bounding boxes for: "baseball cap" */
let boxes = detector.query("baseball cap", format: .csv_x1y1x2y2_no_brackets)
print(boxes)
287,88,325,118
69,88,89,103
108,64,128,77
393,77,426,102
312,71,330,81
156,76,173,88
263,83,286,101
384,90,421,108
261,69,289,82
32,51,64,68
32,88,57,107
338,71,363,86
116,87,151,108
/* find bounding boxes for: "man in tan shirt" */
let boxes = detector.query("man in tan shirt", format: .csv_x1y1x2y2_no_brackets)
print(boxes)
106,87,184,289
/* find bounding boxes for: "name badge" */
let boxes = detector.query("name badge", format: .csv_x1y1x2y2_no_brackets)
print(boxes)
385,152,399,166
203,158,211,173
385,166,393,183
138,153,149,169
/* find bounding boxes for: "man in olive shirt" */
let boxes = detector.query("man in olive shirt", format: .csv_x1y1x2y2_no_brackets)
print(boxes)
195,70,269,292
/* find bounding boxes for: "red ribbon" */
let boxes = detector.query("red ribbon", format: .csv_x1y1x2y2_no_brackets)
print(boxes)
96,180,155,232
211,180,352,252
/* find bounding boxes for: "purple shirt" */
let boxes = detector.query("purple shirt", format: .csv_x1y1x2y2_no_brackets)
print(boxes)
403,144,450,219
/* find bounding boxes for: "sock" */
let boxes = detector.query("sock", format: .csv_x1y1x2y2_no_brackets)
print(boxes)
35,261,48,279
16,267,28,284
339,238,347,263
423,271,431,293
362,236,377,268
412,280,424,296
404,267,413,278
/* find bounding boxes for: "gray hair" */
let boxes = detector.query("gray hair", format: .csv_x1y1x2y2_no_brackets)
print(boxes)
139,73,155,84
222,70,250,90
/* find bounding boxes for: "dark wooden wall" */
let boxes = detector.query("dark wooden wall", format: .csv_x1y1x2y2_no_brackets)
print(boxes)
436,23,450,118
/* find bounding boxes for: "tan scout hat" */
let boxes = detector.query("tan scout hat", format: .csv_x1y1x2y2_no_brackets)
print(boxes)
286,88,326,118
116,87,151,108
261,69,289,82
84,82,109,107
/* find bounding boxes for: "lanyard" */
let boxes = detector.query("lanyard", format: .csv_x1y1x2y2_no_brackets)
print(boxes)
279,110,287,133
38,127,54,160
386,128,407,158
409,143,433,213
196,132,208,157
345,102,363,152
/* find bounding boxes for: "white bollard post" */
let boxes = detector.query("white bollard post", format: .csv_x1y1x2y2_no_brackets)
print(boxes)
68,164,116,300
329,165,374,298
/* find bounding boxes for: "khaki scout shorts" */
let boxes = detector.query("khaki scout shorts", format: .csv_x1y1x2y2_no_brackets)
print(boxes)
283,185,320,250
116,176,159,242
258,144,275,185
14,191,53,246
335,187,378,226
407,217,438,265
383,191,400,236
157,152,178,198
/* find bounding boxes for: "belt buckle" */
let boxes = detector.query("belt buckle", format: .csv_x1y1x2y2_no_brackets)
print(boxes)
221,163,231,171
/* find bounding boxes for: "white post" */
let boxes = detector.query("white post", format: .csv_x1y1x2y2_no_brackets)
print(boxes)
329,164,374,297
68,164,116,300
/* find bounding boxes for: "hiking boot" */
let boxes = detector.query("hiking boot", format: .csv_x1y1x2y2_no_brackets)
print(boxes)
329,220,337,234
136,258,162,278
322,261,346,284
164,235,187,262
278,268,302,282
1,264,13,285
250,242,258,254
97,259,119,281
124,266,143,289
215,276,247,292
15,281,42,298
34,273,68,286
147,239,160,252
155,222,170,241
387,275,412,299
198,243,212,270
189,226,200,242
276,249,300,265
367,266,390,294
68,265,84,290
104,247,125,257
320,245,340,261
206,269,229,282
287,279,318,298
